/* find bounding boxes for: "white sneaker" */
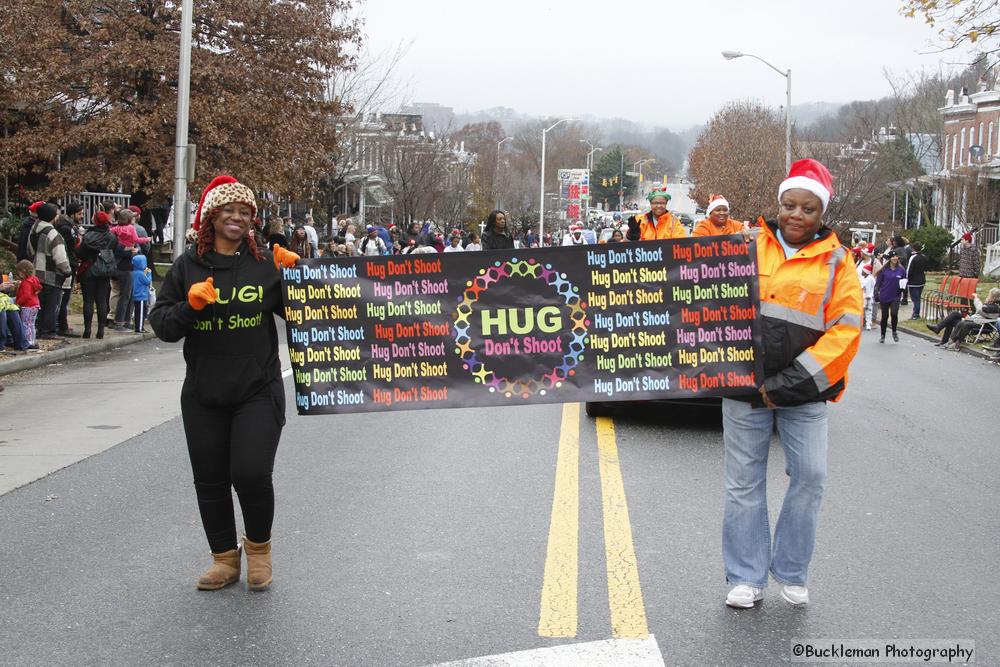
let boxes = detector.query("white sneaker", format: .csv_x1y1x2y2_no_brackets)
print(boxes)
726,585,764,608
781,584,809,605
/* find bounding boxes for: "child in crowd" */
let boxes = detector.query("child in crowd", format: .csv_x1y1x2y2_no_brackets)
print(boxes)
14,259,41,345
860,264,875,331
130,254,152,333
0,290,32,352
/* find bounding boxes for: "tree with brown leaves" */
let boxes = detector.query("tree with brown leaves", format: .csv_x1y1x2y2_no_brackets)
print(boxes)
0,0,360,205
687,101,790,220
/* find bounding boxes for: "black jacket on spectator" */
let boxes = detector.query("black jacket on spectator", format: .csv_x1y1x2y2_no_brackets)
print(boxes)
906,252,927,287
16,217,34,261
481,227,514,251
55,216,79,271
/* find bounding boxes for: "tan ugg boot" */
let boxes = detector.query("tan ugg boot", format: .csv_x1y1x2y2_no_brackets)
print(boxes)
243,537,273,591
196,546,241,590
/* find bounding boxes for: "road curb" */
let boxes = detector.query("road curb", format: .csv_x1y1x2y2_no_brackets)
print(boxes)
896,320,993,360
0,332,158,377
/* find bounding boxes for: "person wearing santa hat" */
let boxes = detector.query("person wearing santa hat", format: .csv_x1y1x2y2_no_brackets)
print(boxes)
692,195,746,238
562,222,588,245
16,201,47,263
150,176,299,592
957,231,979,278
722,158,862,609
626,189,687,241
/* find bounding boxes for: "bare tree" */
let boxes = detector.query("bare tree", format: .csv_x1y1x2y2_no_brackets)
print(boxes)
687,101,789,219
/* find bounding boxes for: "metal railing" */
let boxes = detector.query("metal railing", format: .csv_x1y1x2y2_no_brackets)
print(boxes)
61,192,131,225
985,240,1000,277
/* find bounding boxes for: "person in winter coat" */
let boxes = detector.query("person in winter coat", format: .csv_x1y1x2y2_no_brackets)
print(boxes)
77,211,130,339
288,226,315,259
359,225,387,256
266,218,288,250
927,288,1000,351
957,232,980,278
481,210,515,250
0,283,32,352
16,201,44,262
25,203,72,340
860,264,876,330
722,159,862,610
54,203,83,337
626,190,687,241
906,241,928,319
149,175,299,592
14,259,41,345
692,195,745,237
874,250,906,343
131,254,153,333
110,209,141,330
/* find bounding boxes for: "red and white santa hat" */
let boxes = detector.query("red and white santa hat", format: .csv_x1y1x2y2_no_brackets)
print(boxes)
193,175,257,230
569,223,583,233
777,158,833,211
706,194,729,215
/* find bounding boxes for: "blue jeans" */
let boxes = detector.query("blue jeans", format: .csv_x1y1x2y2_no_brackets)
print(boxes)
908,285,924,318
722,398,828,588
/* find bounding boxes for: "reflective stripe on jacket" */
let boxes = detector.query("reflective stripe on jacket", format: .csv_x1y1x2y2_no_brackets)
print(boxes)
754,220,862,406
628,211,688,241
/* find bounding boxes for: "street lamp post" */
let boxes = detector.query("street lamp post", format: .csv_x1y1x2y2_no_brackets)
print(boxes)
539,118,574,244
633,158,652,199
580,139,601,223
496,136,512,210
722,50,791,173
171,0,194,259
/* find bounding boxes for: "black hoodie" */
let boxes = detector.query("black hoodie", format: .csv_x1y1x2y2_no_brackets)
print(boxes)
150,242,285,408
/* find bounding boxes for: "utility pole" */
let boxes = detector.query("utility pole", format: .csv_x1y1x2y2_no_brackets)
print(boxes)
171,0,194,259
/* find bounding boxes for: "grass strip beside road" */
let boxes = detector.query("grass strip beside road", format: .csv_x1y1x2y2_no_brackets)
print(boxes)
537,403,580,638
595,416,650,639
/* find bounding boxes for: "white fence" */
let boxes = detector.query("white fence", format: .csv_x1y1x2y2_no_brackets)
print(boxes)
61,192,131,225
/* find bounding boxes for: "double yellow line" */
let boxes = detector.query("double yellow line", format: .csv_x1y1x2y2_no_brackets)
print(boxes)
538,403,649,639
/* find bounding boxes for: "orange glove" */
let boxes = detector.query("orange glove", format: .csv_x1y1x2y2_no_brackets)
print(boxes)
273,246,300,270
187,276,217,311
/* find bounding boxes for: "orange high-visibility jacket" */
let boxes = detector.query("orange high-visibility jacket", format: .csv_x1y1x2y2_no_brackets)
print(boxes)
626,211,688,241
753,220,862,406
692,218,744,237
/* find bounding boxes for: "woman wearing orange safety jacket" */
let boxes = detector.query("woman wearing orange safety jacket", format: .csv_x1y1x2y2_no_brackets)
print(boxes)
692,194,745,237
722,159,862,611
625,189,687,241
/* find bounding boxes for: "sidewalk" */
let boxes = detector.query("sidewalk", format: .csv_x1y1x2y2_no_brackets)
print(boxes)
1,311,156,377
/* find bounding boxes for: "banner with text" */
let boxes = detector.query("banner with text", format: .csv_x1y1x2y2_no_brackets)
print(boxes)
283,236,763,414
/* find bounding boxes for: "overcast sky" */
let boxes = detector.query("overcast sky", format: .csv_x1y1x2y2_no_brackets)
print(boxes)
359,0,978,130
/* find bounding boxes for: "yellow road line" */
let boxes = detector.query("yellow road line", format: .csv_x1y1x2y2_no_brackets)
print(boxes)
595,416,649,639
537,403,580,638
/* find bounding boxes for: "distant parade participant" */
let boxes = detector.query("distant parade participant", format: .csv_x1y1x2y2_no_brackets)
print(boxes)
481,210,515,250
562,223,587,245
625,189,687,241
443,232,465,252
692,195,745,237
150,176,299,592
722,159,861,609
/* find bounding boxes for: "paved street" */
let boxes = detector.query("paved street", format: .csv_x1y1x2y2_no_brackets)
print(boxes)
1,328,996,666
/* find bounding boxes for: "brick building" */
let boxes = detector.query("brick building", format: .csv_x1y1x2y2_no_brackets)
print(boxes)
935,79,1000,247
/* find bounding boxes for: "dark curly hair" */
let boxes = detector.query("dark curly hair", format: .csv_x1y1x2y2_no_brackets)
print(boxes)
196,209,263,261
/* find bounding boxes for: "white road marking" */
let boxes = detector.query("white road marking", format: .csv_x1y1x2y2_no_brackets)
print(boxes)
425,635,665,667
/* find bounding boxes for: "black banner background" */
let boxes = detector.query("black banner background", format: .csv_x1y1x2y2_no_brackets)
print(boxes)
283,236,763,414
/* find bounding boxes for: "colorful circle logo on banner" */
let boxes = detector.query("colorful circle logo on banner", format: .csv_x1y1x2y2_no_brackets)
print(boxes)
453,258,589,398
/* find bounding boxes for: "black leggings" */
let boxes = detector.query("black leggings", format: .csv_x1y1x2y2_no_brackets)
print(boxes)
180,381,285,553
880,301,899,336
81,276,111,336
